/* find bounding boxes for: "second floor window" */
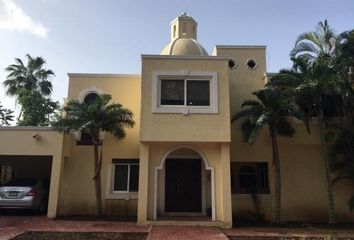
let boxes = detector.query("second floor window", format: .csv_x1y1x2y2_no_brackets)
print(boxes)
152,71,218,114
160,79,210,106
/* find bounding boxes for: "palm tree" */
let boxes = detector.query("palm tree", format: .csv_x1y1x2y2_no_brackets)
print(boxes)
329,29,354,212
232,87,295,224
329,124,354,211
0,102,14,125
52,94,135,216
4,54,54,96
3,54,55,121
269,57,338,224
290,20,337,64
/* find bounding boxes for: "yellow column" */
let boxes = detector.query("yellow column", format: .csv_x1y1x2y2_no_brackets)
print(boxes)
47,135,65,218
221,142,233,228
137,143,150,224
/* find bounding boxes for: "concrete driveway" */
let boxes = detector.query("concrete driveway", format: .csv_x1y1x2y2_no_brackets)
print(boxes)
1,215,354,240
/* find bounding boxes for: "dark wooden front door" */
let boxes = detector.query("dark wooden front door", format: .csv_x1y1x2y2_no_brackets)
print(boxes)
165,158,202,212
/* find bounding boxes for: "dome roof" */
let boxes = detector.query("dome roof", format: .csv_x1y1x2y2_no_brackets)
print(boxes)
161,38,209,56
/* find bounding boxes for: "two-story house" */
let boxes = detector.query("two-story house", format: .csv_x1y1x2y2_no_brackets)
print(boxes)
0,13,352,228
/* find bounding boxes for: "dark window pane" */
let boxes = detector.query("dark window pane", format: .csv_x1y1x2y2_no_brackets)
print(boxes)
161,80,184,105
259,163,269,193
239,166,257,191
187,80,210,106
76,132,93,145
84,93,100,105
129,165,139,192
114,165,128,191
231,162,270,194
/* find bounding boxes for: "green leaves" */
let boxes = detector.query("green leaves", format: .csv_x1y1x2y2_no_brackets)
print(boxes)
0,102,14,126
3,54,54,97
17,89,59,126
52,94,135,141
233,87,295,144
291,20,337,65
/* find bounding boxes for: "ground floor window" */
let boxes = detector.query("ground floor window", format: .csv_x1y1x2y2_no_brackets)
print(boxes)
231,162,269,194
112,159,139,193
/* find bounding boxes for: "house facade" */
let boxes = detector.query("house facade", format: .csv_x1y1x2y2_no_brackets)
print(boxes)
0,13,353,227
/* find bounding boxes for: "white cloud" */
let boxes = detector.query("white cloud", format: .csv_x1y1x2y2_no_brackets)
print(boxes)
0,0,48,38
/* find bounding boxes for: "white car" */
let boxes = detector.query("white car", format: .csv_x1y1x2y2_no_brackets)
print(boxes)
0,178,49,213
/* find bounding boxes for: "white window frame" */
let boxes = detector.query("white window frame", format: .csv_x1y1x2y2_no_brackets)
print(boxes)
106,162,139,200
152,70,218,114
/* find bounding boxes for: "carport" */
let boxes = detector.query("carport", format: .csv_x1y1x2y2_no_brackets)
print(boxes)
0,127,64,218
0,155,53,214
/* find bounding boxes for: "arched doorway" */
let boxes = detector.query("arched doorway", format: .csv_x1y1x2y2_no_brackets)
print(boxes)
153,146,215,220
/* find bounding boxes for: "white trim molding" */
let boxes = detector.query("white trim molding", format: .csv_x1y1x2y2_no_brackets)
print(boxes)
106,164,138,200
77,86,104,103
152,70,219,114
153,145,216,221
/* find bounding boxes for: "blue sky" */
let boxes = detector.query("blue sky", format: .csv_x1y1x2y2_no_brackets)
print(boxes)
0,0,353,111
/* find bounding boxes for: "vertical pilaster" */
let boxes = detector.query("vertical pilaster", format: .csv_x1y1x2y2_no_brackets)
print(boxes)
47,134,65,218
221,142,233,228
137,142,150,223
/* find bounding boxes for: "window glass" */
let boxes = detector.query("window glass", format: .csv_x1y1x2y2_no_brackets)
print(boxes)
187,80,210,106
129,165,139,191
160,80,184,105
114,165,128,191
76,132,93,145
230,162,270,194
84,93,100,105
239,166,257,190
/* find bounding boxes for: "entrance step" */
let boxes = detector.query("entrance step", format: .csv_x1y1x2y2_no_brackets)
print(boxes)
147,226,229,240
147,220,226,228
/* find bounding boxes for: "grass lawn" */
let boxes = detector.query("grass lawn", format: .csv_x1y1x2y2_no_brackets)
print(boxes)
12,232,147,240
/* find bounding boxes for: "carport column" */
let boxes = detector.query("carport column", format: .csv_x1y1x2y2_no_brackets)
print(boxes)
137,143,150,224
221,142,233,228
47,149,64,218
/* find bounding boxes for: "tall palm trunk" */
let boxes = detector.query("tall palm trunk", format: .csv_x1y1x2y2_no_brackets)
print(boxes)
271,129,281,224
93,142,102,216
318,117,336,224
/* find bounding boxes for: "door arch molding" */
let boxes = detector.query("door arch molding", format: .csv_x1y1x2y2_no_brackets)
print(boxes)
153,145,215,221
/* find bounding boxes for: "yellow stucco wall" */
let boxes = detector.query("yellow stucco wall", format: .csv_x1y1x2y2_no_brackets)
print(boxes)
140,142,232,227
214,46,354,223
140,56,231,142
57,74,141,216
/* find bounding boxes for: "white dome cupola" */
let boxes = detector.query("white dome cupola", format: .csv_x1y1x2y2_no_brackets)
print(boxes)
161,13,208,56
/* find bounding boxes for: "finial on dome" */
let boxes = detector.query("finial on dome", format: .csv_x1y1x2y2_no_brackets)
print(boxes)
170,13,198,41
161,14,208,56
179,12,188,18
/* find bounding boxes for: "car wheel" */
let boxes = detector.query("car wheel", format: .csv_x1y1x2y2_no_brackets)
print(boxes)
38,200,46,214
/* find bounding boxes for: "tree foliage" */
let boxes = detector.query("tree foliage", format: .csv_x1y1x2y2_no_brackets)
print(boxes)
0,102,14,126
3,54,56,126
17,90,59,126
52,94,135,216
233,87,295,224
4,54,54,96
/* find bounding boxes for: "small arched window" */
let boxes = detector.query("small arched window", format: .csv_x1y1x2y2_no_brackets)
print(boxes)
84,93,100,105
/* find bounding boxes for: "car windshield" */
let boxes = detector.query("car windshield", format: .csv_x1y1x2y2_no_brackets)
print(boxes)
6,178,38,186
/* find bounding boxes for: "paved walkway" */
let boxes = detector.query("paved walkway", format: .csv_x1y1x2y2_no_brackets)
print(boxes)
147,226,228,240
1,216,354,240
